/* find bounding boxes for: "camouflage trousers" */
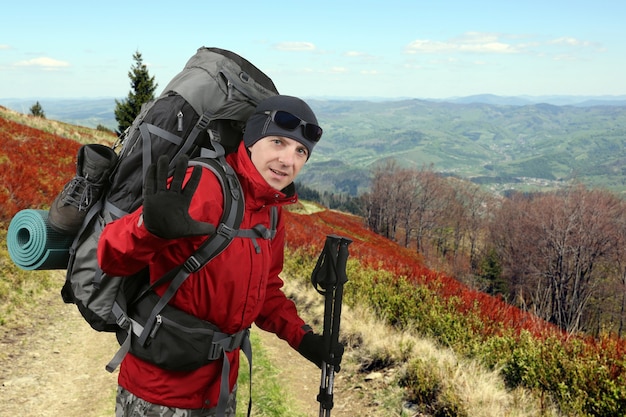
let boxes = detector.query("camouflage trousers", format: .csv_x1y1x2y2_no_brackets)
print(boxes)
115,385,237,417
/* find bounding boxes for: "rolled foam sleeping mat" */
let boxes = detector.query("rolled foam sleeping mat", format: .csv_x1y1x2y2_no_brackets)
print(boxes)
7,209,74,270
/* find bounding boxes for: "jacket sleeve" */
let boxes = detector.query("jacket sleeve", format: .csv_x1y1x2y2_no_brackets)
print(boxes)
254,214,310,350
97,208,172,276
97,167,222,277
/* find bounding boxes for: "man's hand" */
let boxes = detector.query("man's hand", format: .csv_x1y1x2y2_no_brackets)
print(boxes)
297,332,344,372
142,154,215,239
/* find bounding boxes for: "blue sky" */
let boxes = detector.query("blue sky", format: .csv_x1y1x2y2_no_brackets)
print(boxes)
1,0,624,100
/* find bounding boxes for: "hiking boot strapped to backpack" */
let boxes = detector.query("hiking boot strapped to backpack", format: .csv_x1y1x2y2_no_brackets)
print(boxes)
48,144,118,235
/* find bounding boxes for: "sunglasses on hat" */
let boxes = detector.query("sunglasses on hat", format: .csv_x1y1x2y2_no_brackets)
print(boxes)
264,110,323,142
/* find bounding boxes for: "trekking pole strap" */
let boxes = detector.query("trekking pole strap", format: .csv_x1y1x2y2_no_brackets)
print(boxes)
312,235,352,416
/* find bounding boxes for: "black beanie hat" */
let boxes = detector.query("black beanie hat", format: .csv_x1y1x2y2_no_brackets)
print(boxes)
243,95,321,158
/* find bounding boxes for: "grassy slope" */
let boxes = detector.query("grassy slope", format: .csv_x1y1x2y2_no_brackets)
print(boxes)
0,105,116,146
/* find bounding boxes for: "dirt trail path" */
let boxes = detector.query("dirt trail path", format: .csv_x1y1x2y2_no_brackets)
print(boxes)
254,327,359,416
0,272,118,417
0,272,375,417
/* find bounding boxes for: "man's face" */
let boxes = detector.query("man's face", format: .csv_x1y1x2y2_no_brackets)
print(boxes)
248,136,309,191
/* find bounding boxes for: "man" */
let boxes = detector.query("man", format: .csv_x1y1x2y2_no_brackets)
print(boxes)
97,95,343,416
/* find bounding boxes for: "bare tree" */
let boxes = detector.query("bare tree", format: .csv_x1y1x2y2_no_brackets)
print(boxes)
490,186,624,333
445,179,492,276
397,169,421,247
411,168,444,254
366,159,402,238
617,216,626,336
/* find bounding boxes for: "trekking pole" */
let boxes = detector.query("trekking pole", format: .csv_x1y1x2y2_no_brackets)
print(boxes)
311,234,352,417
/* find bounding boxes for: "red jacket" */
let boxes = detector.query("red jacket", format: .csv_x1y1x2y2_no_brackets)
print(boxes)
97,142,308,409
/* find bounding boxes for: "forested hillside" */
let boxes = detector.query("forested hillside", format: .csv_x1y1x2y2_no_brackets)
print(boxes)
303,99,626,195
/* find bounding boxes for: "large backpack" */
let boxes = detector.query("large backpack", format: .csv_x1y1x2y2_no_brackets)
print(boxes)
59,47,279,374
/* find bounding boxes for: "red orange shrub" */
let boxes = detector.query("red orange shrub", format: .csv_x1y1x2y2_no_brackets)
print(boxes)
285,209,559,340
0,117,81,221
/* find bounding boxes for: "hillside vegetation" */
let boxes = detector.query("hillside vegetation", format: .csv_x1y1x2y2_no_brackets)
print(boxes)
3,110,626,416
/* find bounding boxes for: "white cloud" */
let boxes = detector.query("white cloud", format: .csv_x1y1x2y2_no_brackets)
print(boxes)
549,37,591,47
405,40,455,54
403,62,423,70
13,57,70,69
0,44,11,50
552,54,579,62
329,67,348,73
406,32,520,55
405,31,604,62
344,50,379,62
273,42,316,51
548,37,604,52
542,36,604,61
459,41,516,53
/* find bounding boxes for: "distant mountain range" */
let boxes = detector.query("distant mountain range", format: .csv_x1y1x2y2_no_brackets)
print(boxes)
3,95,626,130
307,94,626,107
432,94,626,107
3,95,626,195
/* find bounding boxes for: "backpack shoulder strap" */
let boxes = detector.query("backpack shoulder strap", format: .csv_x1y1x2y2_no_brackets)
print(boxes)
107,143,244,369
136,144,244,346
108,143,278,370
236,206,278,253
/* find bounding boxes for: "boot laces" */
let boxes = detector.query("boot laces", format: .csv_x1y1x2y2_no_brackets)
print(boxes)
61,176,100,211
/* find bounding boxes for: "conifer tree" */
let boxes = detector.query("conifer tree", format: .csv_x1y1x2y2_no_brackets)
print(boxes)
29,101,45,118
114,50,158,135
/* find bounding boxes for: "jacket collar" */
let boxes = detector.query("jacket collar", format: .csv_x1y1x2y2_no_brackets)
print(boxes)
227,141,299,210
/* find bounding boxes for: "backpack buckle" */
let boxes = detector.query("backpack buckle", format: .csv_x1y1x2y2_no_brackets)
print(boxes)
216,223,236,239
229,329,248,350
195,113,211,131
183,255,202,272
207,330,247,361
116,313,130,329
208,340,223,361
